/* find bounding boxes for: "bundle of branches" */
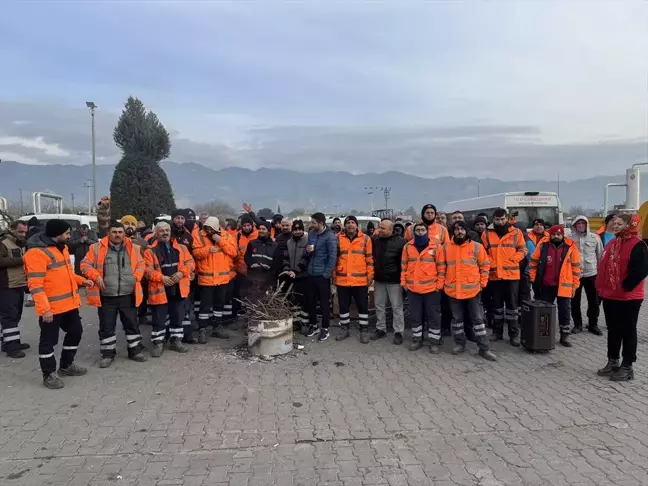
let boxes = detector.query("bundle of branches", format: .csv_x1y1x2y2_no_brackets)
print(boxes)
237,292,295,322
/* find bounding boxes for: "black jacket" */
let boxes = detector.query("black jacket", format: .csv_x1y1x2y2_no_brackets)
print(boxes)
372,234,406,283
273,232,292,275
245,237,278,285
68,230,99,275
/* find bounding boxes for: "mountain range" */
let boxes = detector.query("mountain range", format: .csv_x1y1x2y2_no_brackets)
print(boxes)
0,160,637,214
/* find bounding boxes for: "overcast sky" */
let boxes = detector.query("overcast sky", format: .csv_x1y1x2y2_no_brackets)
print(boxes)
0,1,646,181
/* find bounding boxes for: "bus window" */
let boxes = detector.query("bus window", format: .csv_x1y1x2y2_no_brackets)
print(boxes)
508,207,559,229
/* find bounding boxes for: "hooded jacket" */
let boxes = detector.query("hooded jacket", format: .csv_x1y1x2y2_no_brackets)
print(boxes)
0,233,27,289
568,215,603,278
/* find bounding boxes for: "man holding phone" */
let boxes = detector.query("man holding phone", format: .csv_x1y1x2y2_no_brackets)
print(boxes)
305,212,338,341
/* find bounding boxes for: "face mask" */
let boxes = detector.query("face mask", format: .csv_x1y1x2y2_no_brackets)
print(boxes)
414,233,429,247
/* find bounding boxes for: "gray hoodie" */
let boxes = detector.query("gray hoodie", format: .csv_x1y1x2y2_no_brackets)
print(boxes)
568,215,603,278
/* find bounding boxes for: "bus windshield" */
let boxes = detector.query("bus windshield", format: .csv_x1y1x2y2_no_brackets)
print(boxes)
509,207,559,229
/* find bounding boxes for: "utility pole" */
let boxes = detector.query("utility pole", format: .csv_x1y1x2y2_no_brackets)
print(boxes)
71,193,75,212
83,180,93,214
477,180,480,197
382,186,391,210
19,188,24,214
364,186,378,213
86,101,97,213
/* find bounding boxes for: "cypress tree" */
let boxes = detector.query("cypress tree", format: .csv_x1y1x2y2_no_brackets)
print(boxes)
110,97,175,224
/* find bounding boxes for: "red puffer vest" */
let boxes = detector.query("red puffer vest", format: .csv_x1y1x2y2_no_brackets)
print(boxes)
596,237,644,300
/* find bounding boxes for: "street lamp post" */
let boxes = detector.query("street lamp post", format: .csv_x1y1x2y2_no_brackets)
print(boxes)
86,101,97,213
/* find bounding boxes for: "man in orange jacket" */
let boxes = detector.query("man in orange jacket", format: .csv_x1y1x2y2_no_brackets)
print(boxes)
401,222,444,353
530,225,581,347
80,221,148,368
193,217,238,343
481,208,528,346
24,220,94,389
144,222,195,356
438,221,496,361
333,216,374,343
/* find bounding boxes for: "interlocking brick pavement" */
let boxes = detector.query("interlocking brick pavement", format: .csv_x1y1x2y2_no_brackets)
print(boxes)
1,297,648,486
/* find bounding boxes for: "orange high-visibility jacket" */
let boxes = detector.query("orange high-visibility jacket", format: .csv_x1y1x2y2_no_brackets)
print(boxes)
192,230,237,286
437,240,490,299
405,222,448,247
481,226,528,281
80,237,145,307
334,232,374,287
529,238,582,297
400,241,443,294
144,240,195,305
233,230,258,275
24,241,85,317
529,231,549,246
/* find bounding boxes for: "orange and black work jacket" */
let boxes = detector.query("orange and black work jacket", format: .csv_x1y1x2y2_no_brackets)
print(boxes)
24,234,85,316
405,222,448,247
233,230,258,275
334,231,374,287
529,231,549,246
80,237,145,308
400,241,443,294
437,239,490,300
144,240,194,305
529,238,581,298
481,225,528,281
192,230,237,286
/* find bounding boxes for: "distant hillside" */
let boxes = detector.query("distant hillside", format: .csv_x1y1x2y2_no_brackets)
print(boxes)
0,160,635,213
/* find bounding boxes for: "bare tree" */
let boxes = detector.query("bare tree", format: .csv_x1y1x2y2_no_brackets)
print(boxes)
194,200,238,220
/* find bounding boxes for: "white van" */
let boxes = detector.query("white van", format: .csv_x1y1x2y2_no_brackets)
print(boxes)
19,213,99,232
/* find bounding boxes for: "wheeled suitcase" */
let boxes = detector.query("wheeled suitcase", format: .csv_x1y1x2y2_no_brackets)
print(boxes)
520,300,556,352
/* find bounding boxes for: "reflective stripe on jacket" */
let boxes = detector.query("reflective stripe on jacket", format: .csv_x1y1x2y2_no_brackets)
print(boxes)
192,230,237,286
24,238,85,316
400,241,443,294
80,237,145,307
334,232,374,287
144,241,194,305
437,240,490,299
529,238,581,298
481,226,528,281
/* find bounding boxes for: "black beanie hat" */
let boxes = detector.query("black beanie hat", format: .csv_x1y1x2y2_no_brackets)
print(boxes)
473,216,488,227
332,217,342,225
240,214,254,226
272,214,283,224
344,215,358,226
27,216,39,227
421,204,437,219
533,218,545,227
452,220,468,232
45,219,71,238
259,221,272,231
171,209,184,219
292,219,305,231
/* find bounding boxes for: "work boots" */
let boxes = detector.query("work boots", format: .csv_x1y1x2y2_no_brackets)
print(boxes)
197,329,208,344
479,349,497,362
610,365,634,382
336,328,350,341
597,359,620,377
59,363,87,376
408,338,423,351
588,324,603,336
99,357,114,368
359,327,370,344
510,336,521,347
452,345,465,355
371,330,386,341
168,338,189,354
211,326,230,340
43,373,65,389
151,343,164,358
559,333,572,347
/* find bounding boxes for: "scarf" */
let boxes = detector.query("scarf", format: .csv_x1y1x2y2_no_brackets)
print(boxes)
604,215,640,291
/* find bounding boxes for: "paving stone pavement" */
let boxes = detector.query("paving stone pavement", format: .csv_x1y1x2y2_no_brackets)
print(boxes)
1,298,648,486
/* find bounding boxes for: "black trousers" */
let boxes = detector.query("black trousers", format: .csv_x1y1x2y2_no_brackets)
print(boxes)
151,297,186,343
603,299,642,366
571,275,599,328
441,291,452,334
291,278,309,327
39,309,83,376
198,285,227,329
222,279,236,325
490,279,520,338
0,287,25,352
337,286,369,328
138,278,149,319
449,295,489,351
308,276,331,329
409,291,442,343
97,295,144,357
535,286,572,334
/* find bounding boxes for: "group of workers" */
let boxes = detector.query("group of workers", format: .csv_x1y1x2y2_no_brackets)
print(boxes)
0,197,645,389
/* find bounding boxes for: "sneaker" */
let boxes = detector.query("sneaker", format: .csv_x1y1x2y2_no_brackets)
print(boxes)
510,336,521,347
318,329,330,342
99,357,114,368
478,349,497,362
429,344,441,355
371,330,387,341
59,363,87,376
559,334,572,347
359,328,370,344
169,339,189,354
197,329,208,344
6,349,26,359
588,326,603,336
408,339,423,351
336,328,350,341
212,326,230,340
306,326,319,337
43,373,65,389
452,345,465,355
571,325,583,334
597,359,620,376
129,353,148,363
393,333,403,345
151,343,164,358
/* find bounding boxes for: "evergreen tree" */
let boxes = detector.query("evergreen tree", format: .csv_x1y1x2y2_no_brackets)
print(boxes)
110,97,175,224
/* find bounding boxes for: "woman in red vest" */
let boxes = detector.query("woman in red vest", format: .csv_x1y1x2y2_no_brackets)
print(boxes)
596,214,648,381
